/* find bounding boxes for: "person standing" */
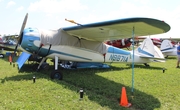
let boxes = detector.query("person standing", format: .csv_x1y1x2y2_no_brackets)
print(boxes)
176,43,180,68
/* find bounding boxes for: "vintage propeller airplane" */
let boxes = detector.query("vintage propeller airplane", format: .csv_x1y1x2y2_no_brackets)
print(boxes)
0,36,18,58
160,39,178,58
105,38,133,49
0,36,17,50
105,36,163,49
135,36,163,47
14,13,170,80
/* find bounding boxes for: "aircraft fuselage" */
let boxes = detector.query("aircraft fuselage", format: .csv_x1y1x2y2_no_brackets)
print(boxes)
19,28,151,64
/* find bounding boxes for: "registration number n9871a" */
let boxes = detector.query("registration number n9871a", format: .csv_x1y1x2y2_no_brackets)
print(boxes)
109,54,128,62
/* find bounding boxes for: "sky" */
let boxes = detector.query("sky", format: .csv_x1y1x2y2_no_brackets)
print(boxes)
0,0,180,38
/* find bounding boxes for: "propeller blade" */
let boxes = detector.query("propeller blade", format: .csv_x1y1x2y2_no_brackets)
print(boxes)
17,13,28,45
13,13,28,62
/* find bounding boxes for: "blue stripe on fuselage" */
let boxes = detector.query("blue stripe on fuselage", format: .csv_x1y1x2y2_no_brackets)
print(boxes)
107,46,130,55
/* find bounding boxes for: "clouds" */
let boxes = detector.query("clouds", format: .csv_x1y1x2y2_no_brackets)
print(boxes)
17,6,24,11
28,0,87,14
6,1,16,8
1,0,180,36
5,1,24,12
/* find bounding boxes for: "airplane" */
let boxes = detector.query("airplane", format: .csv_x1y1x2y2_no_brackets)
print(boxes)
14,13,170,80
0,34,18,44
105,38,133,49
160,39,178,58
105,36,164,49
135,36,163,47
0,36,18,58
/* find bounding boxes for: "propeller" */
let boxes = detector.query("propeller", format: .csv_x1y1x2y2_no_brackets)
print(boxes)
13,13,28,61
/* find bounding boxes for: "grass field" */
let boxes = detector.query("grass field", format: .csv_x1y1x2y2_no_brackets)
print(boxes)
0,54,180,110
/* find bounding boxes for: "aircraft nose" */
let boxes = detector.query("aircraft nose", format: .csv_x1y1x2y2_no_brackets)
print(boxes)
20,28,41,52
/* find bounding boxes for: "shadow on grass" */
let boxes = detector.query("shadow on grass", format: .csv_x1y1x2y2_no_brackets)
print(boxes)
165,56,176,60
125,64,164,70
2,64,161,110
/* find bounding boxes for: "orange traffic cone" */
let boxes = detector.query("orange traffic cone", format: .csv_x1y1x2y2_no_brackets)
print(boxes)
9,55,12,65
120,87,132,107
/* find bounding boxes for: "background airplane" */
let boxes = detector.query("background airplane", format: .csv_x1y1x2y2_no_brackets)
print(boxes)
160,39,178,58
137,35,179,58
0,35,18,50
105,37,164,49
0,35,18,58
14,13,170,80
105,38,133,49
135,37,163,47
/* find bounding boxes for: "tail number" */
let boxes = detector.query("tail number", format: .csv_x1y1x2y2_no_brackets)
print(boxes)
109,54,128,62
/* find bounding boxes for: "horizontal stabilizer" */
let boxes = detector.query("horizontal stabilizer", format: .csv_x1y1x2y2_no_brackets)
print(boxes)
160,40,175,51
16,52,31,70
161,48,175,53
139,56,165,60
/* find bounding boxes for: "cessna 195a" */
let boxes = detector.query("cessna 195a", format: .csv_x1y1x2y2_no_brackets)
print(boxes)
15,13,170,80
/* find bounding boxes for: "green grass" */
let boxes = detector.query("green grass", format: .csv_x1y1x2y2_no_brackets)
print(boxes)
0,54,180,110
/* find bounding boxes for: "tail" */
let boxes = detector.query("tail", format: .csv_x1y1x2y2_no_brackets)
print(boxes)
134,38,165,62
160,40,177,57
160,40,176,52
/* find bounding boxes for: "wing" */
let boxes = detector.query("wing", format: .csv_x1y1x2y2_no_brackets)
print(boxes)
62,17,170,42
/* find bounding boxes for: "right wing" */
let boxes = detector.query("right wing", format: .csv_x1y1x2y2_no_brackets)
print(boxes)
62,17,170,42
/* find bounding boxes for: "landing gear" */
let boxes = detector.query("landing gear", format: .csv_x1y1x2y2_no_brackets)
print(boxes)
50,56,63,80
35,56,63,80
50,70,63,80
144,63,150,67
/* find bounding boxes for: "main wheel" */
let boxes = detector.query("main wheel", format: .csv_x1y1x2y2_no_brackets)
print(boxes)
50,70,63,80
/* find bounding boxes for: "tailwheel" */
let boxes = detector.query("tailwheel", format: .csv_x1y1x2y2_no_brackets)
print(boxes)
144,63,150,67
165,55,168,58
50,70,63,80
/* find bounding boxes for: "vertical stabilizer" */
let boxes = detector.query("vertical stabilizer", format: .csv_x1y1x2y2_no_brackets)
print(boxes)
135,38,154,57
160,40,174,52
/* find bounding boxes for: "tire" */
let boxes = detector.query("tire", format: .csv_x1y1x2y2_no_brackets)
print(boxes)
0,54,4,58
50,70,63,80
